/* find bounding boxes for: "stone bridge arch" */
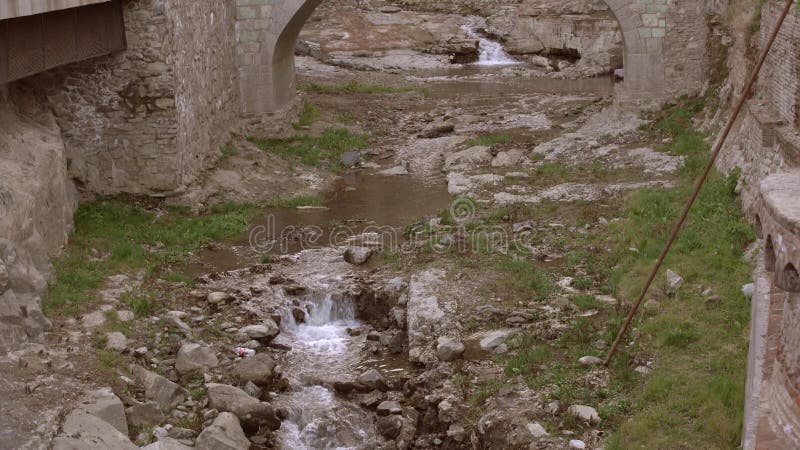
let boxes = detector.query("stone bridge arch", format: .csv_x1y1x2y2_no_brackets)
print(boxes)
236,0,668,113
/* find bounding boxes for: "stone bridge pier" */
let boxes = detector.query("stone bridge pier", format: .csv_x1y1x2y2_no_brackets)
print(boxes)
239,0,708,112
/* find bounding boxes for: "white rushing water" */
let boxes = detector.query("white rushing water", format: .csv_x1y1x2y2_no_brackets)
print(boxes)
462,23,521,66
275,292,377,450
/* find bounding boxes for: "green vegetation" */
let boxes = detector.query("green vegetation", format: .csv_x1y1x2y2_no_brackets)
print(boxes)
293,103,320,129
301,80,430,97
465,133,511,148
42,198,264,317
471,97,755,448
248,128,369,171
220,144,238,158
281,194,324,208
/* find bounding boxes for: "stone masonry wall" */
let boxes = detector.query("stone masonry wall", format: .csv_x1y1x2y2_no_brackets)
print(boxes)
663,0,710,99
23,0,239,196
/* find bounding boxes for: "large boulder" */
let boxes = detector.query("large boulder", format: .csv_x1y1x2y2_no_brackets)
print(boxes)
233,353,276,385
175,342,219,375
195,412,250,450
78,388,128,435
206,383,280,431
52,409,137,450
131,365,188,412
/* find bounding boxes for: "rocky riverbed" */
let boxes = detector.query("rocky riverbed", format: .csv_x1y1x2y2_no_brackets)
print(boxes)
0,2,714,450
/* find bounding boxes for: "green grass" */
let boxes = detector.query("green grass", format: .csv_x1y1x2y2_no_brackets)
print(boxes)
477,97,755,449
42,198,264,316
301,80,430,97
293,103,320,130
465,133,511,148
248,128,369,171
281,194,323,209
603,98,754,448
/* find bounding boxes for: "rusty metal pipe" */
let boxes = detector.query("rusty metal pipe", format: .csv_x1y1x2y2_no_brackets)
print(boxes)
603,0,796,366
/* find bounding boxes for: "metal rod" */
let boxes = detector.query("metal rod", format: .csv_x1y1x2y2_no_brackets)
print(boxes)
603,0,795,366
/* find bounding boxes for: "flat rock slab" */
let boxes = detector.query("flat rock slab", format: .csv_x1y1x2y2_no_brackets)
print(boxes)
53,409,137,450
761,170,800,236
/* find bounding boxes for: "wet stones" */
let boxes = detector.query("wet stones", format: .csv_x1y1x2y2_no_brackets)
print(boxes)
233,353,276,385
356,368,388,392
436,336,465,361
195,412,250,450
239,319,280,342
344,246,373,265
206,383,280,431
175,342,219,375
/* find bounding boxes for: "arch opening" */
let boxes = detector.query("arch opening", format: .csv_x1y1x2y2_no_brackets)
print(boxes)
250,0,668,113
778,263,800,293
765,236,776,272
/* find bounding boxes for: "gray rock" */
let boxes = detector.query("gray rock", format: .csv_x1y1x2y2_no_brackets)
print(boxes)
479,330,512,352
195,412,250,450
105,332,128,351
436,336,465,361
570,439,587,449
578,356,602,366
634,365,651,375
233,353,276,385
380,5,402,13
125,402,164,428
380,165,409,176
386,277,405,292
742,283,756,298
492,149,525,168
418,123,454,139
206,292,231,304
206,383,280,431
243,381,262,399
344,246,372,265
444,146,492,170
340,151,361,167
526,422,549,438
376,400,403,416
356,369,387,391
117,310,135,322
666,269,684,291
80,388,128,435
53,409,137,450
131,365,188,412
81,310,107,329
239,319,280,342
567,404,601,425
512,221,533,233
141,437,193,450
377,414,404,439
175,342,219,375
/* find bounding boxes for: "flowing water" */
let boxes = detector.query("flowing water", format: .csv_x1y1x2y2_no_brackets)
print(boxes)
274,291,378,449
462,22,521,66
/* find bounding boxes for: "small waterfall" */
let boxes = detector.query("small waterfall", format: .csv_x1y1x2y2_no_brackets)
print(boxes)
462,22,520,66
276,292,377,449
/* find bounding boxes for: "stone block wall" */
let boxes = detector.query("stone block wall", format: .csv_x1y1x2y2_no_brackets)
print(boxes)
718,3,800,448
663,0,710,99
22,0,239,196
